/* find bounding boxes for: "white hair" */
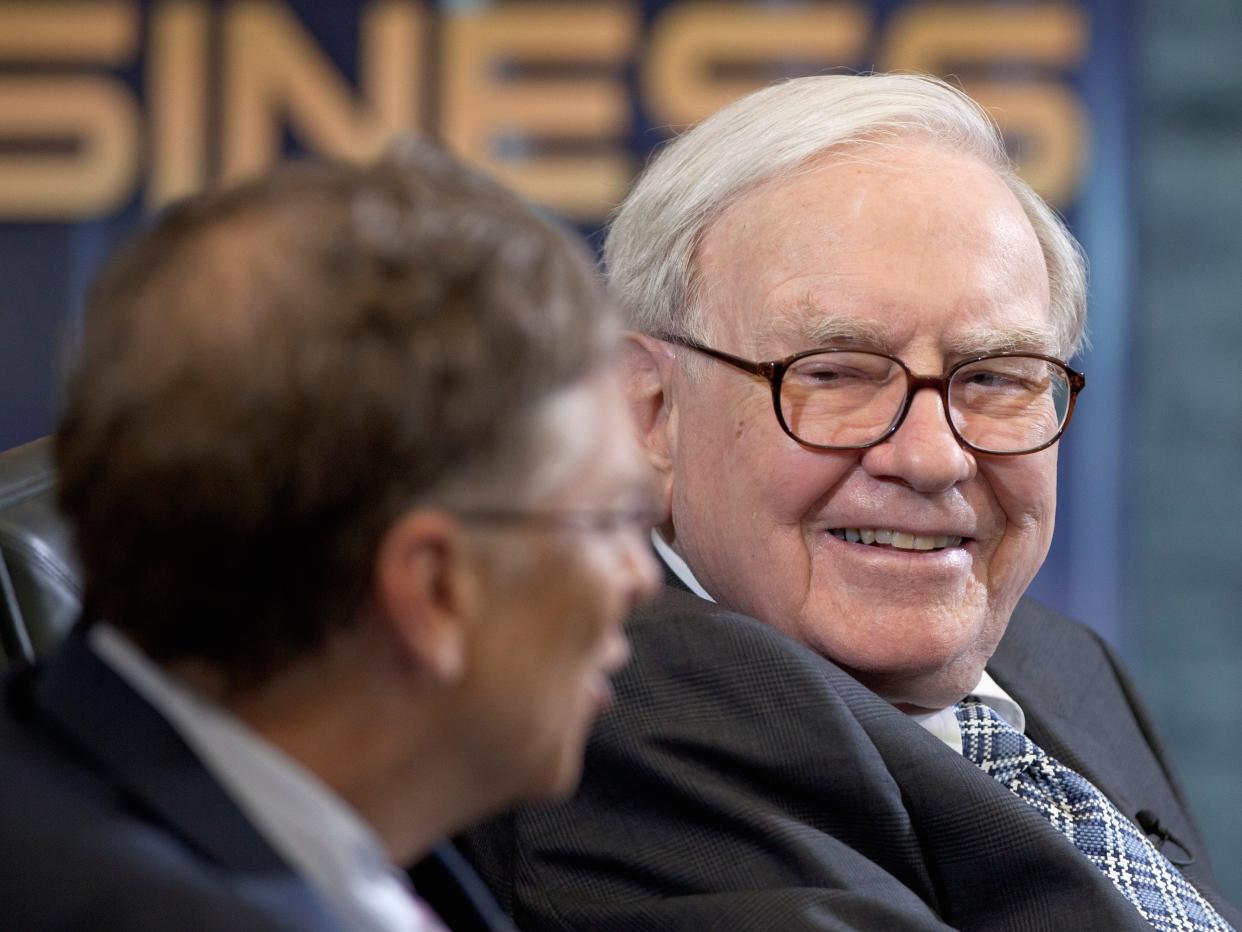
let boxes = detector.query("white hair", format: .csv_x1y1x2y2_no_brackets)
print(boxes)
604,73,1087,357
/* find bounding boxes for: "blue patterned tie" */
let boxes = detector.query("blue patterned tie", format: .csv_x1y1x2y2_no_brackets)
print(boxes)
955,697,1232,932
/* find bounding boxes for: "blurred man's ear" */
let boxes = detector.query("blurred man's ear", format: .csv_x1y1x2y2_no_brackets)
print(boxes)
619,333,679,493
372,510,478,683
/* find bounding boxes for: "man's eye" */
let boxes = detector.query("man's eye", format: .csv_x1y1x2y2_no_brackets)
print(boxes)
963,371,1017,389
801,368,845,383
617,506,661,531
794,365,883,384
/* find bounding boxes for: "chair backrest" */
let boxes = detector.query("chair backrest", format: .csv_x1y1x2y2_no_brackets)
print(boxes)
0,438,81,669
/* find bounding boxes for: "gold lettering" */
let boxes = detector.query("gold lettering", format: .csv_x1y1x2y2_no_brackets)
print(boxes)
643,1,869,130
149,2,209,207
0,4,139,218
363,0,422,132
441,5,636,220
222,0,420,184
882,3,1087,205
0,78,140,218
0,2,134,61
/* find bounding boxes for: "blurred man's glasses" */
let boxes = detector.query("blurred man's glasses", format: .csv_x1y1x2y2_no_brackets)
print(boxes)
659,335,1085,456
455,508,661,537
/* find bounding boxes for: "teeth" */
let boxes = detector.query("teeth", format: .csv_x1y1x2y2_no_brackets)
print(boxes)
829,528,964,551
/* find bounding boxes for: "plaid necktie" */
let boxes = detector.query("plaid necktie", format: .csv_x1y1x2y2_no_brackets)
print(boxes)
955,697,1232,932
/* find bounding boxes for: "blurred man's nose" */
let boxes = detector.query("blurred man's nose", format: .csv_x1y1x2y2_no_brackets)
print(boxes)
860,388,975,493
626,531,662,606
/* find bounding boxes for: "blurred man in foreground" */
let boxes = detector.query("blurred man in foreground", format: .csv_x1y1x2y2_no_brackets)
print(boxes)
0,146,658,930
462,75,1240,930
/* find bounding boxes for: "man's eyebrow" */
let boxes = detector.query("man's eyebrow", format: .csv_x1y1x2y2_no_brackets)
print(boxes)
945,324,1061,357
760,303,894,352
759,303,1060,357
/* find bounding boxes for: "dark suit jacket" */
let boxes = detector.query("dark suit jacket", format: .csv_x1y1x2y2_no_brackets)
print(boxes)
461,583,1241,931
0,627,513,932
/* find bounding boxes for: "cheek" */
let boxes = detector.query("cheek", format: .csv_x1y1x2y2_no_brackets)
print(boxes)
529,555,620,685
674,444,858,620
524,566,623,793
767,447,858,514
982,450,1058,578
674,388,856,530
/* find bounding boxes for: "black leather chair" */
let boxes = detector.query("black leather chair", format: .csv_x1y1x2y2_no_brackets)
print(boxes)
0,438,81,669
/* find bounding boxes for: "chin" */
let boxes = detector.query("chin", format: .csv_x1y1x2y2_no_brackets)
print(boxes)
847,650,992,710
524,750,585,803
805,625,978,676
518,719,593,799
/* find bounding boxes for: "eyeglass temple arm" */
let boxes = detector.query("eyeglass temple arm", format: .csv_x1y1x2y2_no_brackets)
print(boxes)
655,334,777,379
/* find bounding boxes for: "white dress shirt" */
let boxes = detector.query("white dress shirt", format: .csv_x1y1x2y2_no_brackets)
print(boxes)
652,532,1026,749
89,624,447,932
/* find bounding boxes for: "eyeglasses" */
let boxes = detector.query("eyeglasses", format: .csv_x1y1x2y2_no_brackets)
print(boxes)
660,335,1085,456
454,507,662,537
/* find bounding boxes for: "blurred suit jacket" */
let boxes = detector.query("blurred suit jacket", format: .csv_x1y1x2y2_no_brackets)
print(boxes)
0,627,512,932
461,579,1240,931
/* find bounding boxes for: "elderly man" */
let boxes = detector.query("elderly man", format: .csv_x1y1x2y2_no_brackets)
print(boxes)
461,75,1240,930
0,147,659,930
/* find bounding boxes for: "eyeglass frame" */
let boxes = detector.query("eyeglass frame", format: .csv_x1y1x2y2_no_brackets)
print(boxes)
656,334,1086,456
453,507,663,536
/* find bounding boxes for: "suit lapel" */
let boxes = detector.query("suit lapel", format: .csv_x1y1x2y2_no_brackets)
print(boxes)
989,600,1178,823
835,667,1152,930
34,627,294,873
987,600,1241,919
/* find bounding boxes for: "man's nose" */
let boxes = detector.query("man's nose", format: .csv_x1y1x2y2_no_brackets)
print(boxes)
860,387,975,493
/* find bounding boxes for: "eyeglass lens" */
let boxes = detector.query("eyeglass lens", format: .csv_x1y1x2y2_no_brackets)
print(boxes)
779,352,1072,454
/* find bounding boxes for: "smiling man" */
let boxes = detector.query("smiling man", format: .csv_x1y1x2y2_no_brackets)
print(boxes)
461,75,1240,931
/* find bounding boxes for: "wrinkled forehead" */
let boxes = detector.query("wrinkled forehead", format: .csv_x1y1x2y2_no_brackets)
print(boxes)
690,141,1053,358
755,304,1061,359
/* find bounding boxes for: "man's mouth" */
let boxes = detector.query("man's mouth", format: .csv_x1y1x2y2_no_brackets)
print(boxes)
827,527,966,552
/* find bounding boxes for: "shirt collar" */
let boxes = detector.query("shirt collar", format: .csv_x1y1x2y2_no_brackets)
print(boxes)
652,530,715,602
907,670,1026,753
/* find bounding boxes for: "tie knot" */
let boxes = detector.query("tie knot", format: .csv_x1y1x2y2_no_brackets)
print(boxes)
955,696,1034,775
954,695,1004,728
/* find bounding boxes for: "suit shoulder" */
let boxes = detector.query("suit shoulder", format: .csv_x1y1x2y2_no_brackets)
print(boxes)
616,585,877,727
0,690,339,931
993,598,1122,671
627,585,837,671
582,587,907,813
0,712,203,923
1008,596,1106,641
49,878,336,932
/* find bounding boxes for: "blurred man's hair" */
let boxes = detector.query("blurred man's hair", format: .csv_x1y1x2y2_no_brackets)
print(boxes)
56,143,613,682
606,73,1087,357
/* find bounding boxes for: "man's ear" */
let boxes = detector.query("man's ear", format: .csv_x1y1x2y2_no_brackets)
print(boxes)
371,509,476,684
619,332,679,488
